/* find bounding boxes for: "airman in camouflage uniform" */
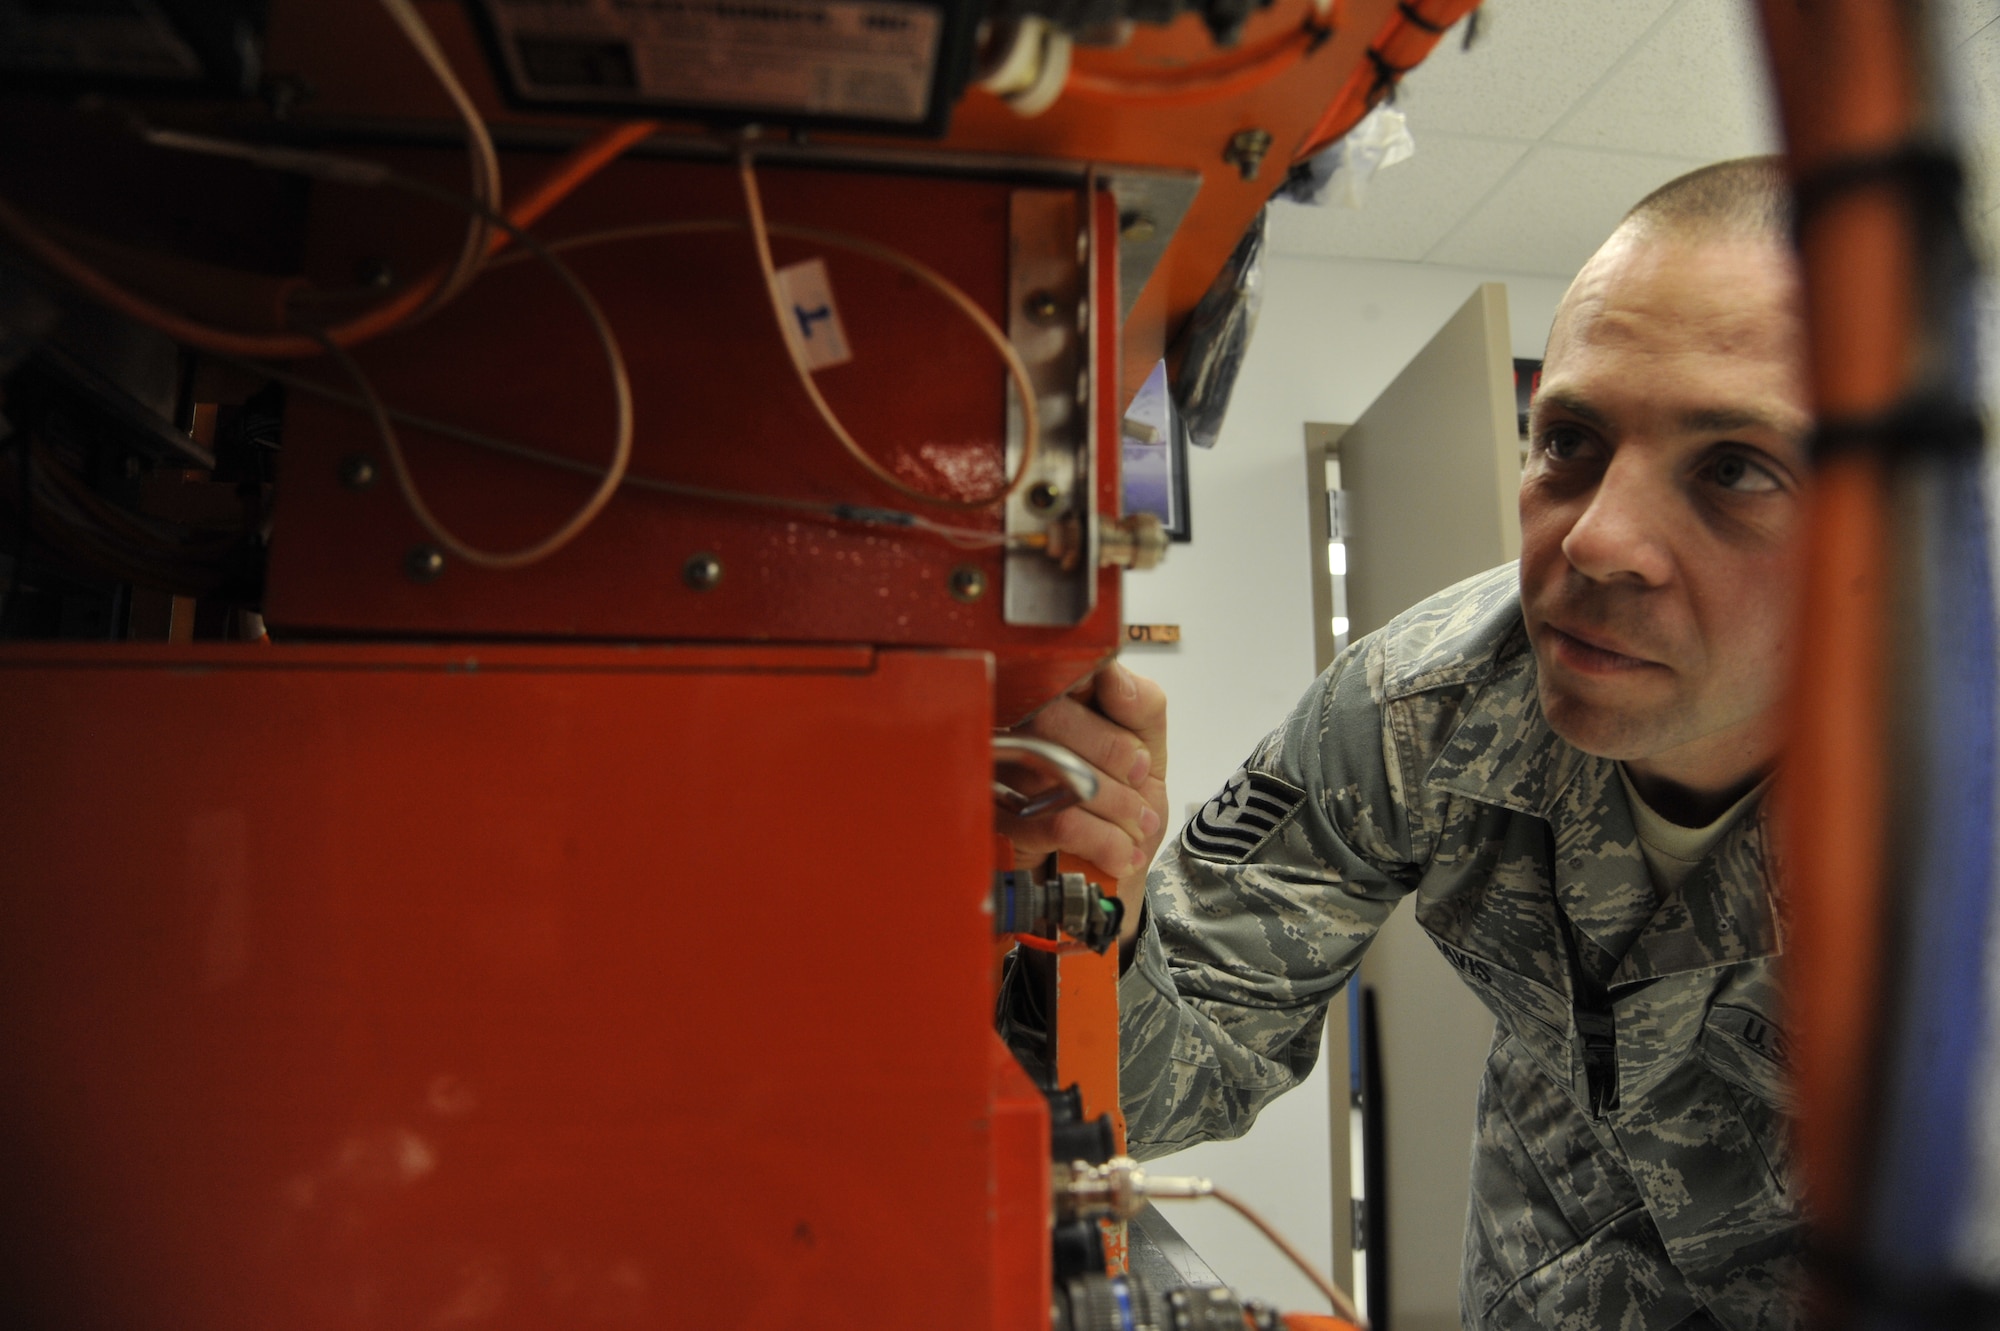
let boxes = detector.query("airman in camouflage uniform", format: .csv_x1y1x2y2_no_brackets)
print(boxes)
1118,563,1802,1330
1010,158,1812,1328
1047,157,1816,1331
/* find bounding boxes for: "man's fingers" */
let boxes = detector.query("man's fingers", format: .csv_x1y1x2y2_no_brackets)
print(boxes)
1000,803,1142,878
997,661,1170,884
1025,693,1153,787
1057,804,1148,876
1097,664,1167,778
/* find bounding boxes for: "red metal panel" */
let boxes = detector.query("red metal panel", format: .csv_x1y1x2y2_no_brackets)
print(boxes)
0,644,1019,1330
990,1035,1053,1331
262,155,1120,723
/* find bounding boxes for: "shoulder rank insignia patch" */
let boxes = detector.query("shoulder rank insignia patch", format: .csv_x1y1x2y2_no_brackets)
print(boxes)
1183,770,1306,863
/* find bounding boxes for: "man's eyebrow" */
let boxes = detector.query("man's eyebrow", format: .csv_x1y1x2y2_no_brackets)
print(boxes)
1530,390,1610,432
1676,406,1809,438
1531,390,1807,440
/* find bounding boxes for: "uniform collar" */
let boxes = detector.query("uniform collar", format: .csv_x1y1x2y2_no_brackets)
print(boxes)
1427,632,1784,981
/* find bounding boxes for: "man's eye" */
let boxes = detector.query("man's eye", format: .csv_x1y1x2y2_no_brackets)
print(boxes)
1706,452,1782,493
1538,426,1589,461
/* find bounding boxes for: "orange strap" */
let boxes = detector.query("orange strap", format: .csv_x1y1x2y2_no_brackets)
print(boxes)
1295,0,1482,160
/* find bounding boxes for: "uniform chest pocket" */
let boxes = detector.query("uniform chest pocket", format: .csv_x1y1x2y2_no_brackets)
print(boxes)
1699,1002,1794,1114
1423,930,1573,1089
1699,1003,1800,1211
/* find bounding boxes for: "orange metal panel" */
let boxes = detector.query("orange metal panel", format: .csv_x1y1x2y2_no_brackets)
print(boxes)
0,643,1035,1330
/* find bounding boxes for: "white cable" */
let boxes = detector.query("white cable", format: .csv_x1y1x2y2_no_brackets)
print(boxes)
303,212,632,571
488,193,1045,513
0,0,501,359
374,0,500,312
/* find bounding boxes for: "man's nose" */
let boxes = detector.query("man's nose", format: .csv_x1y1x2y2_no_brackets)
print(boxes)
1559,452,1674,585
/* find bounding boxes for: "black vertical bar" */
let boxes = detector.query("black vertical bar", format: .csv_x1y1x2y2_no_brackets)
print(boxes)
1360,984,1390,1331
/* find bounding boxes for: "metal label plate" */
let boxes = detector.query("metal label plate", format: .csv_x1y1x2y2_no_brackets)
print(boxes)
476,0,941,124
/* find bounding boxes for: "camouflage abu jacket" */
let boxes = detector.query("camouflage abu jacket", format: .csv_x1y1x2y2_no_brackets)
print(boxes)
1119,565,1803,1331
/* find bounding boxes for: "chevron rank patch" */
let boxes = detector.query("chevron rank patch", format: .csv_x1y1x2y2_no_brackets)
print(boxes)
1182,769,1306,863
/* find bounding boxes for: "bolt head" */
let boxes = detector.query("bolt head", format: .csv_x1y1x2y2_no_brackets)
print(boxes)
948,564,988,602
340,455,378,490
1119,211,1156,242
1027,480,1062,511
404,545,445,582
683,552,724,591
1223,128,1275,181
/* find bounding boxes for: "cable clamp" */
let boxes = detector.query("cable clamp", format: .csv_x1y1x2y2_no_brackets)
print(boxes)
1791,140,1966,240
1395,1,1448,34
1365,46,1413,104
1809,393,1985,463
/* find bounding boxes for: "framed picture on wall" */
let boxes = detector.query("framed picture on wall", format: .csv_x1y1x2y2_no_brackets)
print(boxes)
1122,360,1191,541
1513,358,1542,437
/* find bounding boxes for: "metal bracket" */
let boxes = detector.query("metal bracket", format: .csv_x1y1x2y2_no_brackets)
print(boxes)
1004,186,1095,626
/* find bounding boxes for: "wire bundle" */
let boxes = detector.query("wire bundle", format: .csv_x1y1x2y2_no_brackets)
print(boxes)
0,0,1038,578
2,440,246,596
1756,0,2000,1324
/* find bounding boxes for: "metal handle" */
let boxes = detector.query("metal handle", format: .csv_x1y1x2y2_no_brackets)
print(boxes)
992,735,1099,818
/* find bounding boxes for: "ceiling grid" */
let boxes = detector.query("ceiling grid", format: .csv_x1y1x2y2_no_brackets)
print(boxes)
1267,0,1795,278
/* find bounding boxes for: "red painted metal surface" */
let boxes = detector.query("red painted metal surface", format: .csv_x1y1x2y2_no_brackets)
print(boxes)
990,1037,1055,1331
257,0,1415,408
262,154,1120,725
0,643,1038,1329
0,6,1487,1323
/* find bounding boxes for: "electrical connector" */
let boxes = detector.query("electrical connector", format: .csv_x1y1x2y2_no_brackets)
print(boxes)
1056,1155,1213,1221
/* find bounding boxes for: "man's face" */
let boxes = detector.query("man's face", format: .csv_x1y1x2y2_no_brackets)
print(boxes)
1519,226,1811,799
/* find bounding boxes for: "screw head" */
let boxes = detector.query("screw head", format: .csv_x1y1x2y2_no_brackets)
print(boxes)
948,564,988,602
683,552,724,591
340,454,378,490
404,545,445,583
1222,127,1275,181
1027,480,1062,511
1119,211,1156,242
1024,289,1061,322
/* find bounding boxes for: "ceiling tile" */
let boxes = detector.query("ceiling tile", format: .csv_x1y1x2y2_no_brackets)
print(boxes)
1937,0,2000,50
1392,0,1678,141
1424,145,1712,275
1265,132,1530,261
1547,0,1780,159
1952,16,2000,218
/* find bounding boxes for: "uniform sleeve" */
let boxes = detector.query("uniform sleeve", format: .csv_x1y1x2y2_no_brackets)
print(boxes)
1120,637,1426,1160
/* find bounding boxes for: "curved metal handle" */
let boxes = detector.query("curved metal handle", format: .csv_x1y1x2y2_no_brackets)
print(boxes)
992,735,1099,819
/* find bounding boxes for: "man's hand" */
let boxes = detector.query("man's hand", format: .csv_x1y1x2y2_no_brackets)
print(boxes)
997,662,1168,934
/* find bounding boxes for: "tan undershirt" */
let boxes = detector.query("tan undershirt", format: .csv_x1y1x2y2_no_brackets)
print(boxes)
1615,765,1769,897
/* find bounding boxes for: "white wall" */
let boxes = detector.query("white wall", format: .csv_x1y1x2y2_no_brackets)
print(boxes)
1116,248,1570,1312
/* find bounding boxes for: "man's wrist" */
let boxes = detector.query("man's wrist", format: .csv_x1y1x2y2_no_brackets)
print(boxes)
1117,896,1148,975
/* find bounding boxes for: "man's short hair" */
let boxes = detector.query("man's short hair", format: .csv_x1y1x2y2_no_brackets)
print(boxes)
1622,157,1790,242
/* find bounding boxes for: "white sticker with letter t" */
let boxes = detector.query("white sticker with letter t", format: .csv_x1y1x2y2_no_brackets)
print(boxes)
774,258,853,371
